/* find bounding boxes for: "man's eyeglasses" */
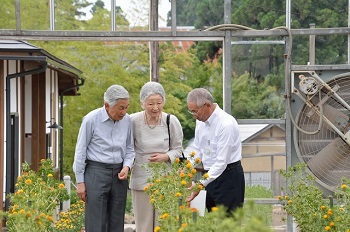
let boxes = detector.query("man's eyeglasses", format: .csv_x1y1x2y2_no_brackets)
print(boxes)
188,104,205,115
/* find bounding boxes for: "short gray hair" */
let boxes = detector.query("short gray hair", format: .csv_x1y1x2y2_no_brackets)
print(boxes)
140,82,166,104
187,88,214,106
104,85,130,107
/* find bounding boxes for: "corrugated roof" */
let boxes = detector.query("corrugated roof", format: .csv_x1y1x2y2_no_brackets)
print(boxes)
0,40,41,51
0,40,84,96
239,124,269,142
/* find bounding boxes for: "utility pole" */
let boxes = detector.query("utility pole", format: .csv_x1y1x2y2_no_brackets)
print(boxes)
149,0,159,82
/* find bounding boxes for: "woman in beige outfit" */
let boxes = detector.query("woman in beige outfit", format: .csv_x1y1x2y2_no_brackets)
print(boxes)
129,82,184,232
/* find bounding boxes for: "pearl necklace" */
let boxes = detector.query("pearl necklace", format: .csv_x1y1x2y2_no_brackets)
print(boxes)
144,112,161,129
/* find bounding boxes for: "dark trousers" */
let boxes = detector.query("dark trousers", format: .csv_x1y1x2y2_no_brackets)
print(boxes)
205,163,245,214
84,161,127,232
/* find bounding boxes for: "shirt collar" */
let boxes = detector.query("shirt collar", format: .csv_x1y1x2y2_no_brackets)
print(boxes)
206,103,220,126
101,106,111,122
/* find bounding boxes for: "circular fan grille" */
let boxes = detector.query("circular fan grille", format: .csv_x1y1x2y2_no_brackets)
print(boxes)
295,74,350,191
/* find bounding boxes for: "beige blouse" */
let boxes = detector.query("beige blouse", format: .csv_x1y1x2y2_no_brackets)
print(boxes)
129,111,184,190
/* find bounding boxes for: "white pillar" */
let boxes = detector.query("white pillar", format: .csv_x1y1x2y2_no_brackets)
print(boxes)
62,175,71,211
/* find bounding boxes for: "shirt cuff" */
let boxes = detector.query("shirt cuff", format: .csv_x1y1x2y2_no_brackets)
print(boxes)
75,174,84,183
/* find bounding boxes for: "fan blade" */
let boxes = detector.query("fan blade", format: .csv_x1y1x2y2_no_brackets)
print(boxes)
307,137,350,186
306,102,349,134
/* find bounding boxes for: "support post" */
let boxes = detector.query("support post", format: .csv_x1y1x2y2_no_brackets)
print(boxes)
149,0,159,82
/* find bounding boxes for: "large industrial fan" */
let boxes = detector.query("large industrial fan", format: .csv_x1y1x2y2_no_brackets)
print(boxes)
290,69,350,193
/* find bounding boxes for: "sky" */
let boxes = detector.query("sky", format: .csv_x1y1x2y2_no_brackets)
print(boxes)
86,0,171,27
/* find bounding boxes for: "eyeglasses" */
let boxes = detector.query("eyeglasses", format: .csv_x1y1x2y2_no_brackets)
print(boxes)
188,104,206,115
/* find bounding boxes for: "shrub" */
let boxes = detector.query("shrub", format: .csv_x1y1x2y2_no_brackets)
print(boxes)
278,163,350,231
2,159,69,232
145,153,273,231
53,199,85,231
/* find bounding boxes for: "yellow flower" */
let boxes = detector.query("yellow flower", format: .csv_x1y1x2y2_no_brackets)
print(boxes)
203,173,209,179
321,205,326,209
211,207,219,212
287,200,292,204
180,172,185,178
181,223,188,227
175,192,182,197
329,221,335,227
188,173,193,178
195,158,201,163
181,180,187,185
277,196,282,200
190,151,196,157
341,184,347,189
144,186,148,191
58,183,65,188
47,173,53,178
191,169,197,174
186,163,192,168
15,189,23,195
25,179,32,185
175,158,180,163
154,226,161,232
325,226,331,231
156,179,161,183
323,215,328,219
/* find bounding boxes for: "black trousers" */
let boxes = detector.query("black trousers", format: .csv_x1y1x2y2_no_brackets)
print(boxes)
84,161,127,232
205,163,245,213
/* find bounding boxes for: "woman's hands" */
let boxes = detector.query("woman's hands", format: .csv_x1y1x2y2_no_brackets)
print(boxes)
148,153,170,162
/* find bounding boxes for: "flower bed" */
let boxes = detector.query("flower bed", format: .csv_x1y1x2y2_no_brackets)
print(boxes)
1,159,69,231
278,163,350,231
144,153,273,231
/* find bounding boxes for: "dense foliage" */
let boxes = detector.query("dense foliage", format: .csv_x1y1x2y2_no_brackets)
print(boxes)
144,155,274,231
1,159,69,232
174,0,348,65
278,163,350,231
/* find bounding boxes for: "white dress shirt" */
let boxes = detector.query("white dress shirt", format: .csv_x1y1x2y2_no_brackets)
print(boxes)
191,104,242,186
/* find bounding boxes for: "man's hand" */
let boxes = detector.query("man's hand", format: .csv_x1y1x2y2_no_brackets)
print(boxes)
186,182,201,202
186,191,200,202
118,166,129,180
77,182,87,202
149,153,170,163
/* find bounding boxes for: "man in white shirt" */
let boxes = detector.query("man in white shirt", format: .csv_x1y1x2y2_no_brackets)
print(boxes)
186,88,245,214
73,85,135,232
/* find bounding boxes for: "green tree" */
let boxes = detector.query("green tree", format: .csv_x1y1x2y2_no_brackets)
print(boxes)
54,0,91,30
90,0,105,15
167,0,199,26
0,0,16,29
